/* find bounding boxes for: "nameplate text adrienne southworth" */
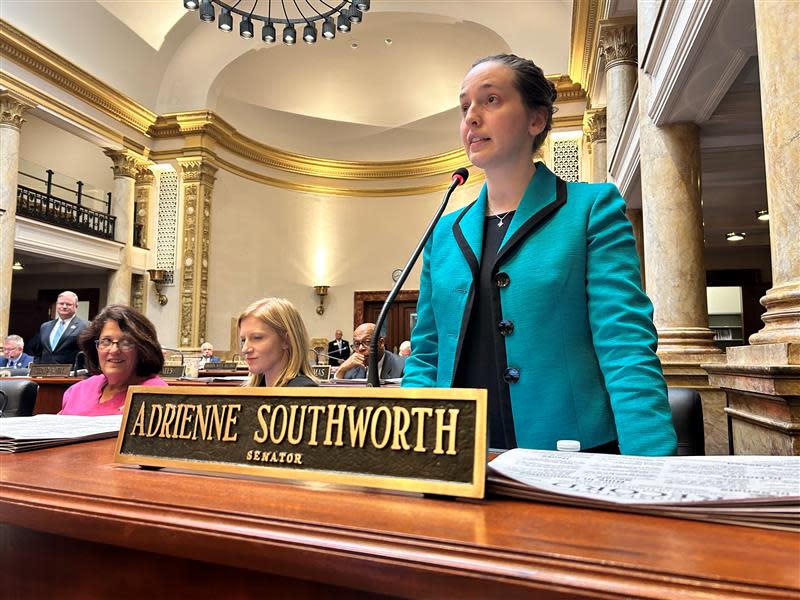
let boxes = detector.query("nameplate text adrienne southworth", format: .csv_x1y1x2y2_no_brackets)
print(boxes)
115,386,487,498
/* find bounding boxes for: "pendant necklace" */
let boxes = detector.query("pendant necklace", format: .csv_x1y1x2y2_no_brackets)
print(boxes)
487,200,512,228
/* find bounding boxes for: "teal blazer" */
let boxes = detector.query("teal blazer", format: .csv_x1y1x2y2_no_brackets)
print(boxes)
402,163,677,456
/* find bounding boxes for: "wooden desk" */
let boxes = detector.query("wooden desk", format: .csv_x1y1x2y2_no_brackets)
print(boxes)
25,376,81,414
1,439,797,599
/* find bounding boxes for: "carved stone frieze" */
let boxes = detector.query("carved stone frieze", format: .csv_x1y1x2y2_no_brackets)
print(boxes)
599,24,638,70
103,149,139,179
134,166,153,249
583,109,607,143
0,91,32,129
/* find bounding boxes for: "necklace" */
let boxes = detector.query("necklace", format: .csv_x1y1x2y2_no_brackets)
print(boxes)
487,200,513,228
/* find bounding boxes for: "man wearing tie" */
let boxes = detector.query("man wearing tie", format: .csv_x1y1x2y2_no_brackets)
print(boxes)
1,335,34,368
327,329,351,364
29,291,88,364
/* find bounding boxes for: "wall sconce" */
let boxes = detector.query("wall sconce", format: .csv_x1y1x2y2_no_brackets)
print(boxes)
147,269,170,305
314,285,329,315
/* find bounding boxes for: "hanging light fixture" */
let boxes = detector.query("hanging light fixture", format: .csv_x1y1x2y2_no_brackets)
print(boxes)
726,232,746,242
185,1,369,45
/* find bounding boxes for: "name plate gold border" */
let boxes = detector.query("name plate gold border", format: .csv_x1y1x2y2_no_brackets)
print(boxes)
114,386,486,499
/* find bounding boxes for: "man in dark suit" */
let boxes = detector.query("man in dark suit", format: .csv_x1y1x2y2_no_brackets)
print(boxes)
1,335,34,368
28,291,88,365
334,323,405,380
327,329,351,364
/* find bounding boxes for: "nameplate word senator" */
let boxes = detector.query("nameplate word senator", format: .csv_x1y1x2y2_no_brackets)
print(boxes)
115,386,487,498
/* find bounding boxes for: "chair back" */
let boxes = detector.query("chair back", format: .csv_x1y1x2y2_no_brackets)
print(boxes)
0,379,39,417
667,387,705,456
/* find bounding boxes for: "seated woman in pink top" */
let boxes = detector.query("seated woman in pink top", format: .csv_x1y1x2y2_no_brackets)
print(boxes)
59,305,167,416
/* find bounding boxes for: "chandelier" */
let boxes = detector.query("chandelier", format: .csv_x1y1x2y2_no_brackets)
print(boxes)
183,1,371,44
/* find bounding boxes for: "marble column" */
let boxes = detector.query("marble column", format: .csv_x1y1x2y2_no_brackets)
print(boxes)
599,20,637,170
103,149,138,306
583,108,607,183
177,157,217,349
0,92,32,338
748,0,800,348
704,0,800,455
638,3,726,454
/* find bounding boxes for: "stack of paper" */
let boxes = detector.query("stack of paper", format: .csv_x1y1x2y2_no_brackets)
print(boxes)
488,449,800,531
0,414,122,452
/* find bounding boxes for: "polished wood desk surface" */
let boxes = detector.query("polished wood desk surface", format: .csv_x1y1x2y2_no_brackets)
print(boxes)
1,439,797,599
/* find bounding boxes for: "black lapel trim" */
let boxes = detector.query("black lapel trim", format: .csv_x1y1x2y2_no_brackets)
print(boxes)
450,203,480,385
452,202,480,282
491,177,568,271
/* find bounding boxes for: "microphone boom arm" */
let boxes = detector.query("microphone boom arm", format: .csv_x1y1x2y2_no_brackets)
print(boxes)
367,171,468,386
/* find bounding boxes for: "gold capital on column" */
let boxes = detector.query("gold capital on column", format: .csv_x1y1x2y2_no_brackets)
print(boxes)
583,108,607,143
599,22,638,70
103,149,140,179
0,91,33,129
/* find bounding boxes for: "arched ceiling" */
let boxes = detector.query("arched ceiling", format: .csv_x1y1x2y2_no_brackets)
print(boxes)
2,1,574,159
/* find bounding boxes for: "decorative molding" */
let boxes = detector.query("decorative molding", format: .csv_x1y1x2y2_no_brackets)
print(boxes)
14,216,124,269
697,48,750,123
178,158,215,348
608,100,640,201
103,149,140,179
2,16,585,195
131,273,145,314
598,20,638,70
0,90,33,129
583,108,607,143
642,0,729,126
569,0,602,93
134,166,154,249
0,18,156,134
0,71,126,148
549,74,587,102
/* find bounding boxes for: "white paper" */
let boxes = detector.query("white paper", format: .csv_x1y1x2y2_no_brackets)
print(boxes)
489,449,800,505
0,414,122,440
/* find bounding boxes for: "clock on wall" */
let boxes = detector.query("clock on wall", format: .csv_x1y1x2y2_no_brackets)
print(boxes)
391,268,403,282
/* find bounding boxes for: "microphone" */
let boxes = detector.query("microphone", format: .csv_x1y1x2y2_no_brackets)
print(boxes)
367,168,469,386
70,351,88,377
160,346,185,365
310,348,344,365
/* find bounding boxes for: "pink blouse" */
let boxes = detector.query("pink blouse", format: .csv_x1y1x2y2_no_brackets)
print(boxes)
59,374,168,416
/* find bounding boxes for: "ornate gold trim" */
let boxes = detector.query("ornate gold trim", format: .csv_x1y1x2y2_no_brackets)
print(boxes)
569,0,602,91
103,149,140,179
1,16,582,188
152,111,471,180
0,90,32,129
0,71,126,147
0,19,156,134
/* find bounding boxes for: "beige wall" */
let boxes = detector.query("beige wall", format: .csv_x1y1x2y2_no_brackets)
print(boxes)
18,114,114,196
206,170,482,350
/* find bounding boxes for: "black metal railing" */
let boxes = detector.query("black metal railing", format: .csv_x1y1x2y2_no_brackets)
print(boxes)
16,184,116,240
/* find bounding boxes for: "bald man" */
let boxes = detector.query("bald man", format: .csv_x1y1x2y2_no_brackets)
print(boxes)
334,323,405,380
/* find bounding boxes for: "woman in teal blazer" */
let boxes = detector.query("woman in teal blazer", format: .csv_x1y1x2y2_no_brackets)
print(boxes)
402,54,676,456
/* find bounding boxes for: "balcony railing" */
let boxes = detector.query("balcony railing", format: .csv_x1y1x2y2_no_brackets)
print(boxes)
16,184,116,241
16,167,116,241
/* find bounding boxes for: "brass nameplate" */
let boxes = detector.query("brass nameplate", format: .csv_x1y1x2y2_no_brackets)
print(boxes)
160,365,185,378
115,387,486,498
204,362,238,371
29,364,71,377
311,365,331,380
